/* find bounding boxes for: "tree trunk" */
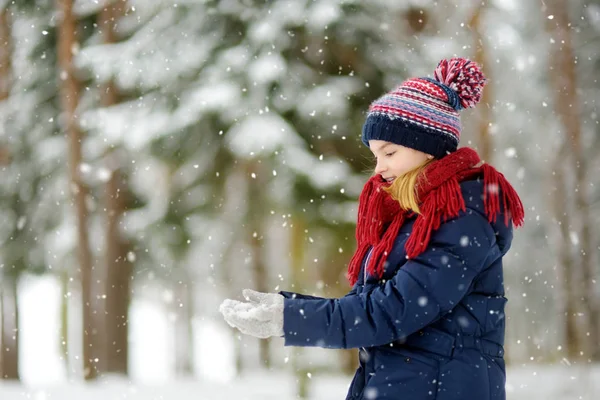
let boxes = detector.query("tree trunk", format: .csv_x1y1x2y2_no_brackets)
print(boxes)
0,5,11,102
0,5,22,382
468,2,493,162
0,5,10,379
542,0,599,360
57,0,99,380
551,146,581,360
97,0,133,376
104,167,133,375
246,160,271,368
0,145,10,165
0,5,16,381
98,0,125,106
0,0,12,165
1,275,20,380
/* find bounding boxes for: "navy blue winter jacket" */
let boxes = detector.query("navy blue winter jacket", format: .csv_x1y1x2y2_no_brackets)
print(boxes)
280,178,511,400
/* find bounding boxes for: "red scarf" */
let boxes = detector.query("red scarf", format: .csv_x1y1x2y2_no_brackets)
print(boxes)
347,147,524,286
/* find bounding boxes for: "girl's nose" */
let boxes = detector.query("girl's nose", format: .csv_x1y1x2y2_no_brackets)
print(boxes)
374,160,386,175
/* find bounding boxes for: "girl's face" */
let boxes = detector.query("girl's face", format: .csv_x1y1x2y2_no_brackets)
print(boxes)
369,140,432,182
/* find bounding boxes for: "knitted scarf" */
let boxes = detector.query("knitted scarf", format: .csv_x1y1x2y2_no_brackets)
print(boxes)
347,147,524,286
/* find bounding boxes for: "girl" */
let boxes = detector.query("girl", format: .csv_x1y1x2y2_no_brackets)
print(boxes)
220,57,524,400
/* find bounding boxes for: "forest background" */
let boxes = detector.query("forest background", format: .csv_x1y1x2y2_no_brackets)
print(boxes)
0,0,599,399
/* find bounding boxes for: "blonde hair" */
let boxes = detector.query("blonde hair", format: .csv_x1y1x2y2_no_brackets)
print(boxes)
382,159,435,214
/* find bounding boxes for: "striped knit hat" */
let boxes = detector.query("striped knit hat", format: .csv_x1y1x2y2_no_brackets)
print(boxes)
362,57,487,158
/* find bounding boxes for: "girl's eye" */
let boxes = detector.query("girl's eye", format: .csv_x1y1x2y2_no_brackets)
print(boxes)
385,152,396,157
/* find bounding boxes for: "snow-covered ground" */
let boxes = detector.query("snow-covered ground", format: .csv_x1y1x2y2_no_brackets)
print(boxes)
0,365,599,400
1,276,599,399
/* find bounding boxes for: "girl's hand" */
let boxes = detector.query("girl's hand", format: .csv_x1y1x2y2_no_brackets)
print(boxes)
219,290,284,339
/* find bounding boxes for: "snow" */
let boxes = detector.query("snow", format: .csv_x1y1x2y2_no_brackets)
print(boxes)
181,82,241,117
586,4,600,31
14,274,238,385
306,1,341,29
76,7,217,91
1,366,599,399
297,77,361,119
227,114,302,157
247,52,287,84
248,20,283,44
18,276,65,385
0,374,347,400
493,0,519,12
81,80,240,151
80,102,172,151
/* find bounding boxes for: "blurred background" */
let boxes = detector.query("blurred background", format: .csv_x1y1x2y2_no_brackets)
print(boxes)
0,0,599,399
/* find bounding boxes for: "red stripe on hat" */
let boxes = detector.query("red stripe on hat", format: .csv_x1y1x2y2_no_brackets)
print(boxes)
369,106,461,138
402,78,448,100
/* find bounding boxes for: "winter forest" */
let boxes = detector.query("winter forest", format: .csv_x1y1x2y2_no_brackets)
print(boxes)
0,0,599,399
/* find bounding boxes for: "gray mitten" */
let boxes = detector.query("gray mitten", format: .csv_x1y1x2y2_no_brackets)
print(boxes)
219,289,284,339
243,288,282,307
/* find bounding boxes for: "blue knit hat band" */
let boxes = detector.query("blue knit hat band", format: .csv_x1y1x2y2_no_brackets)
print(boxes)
362,114,458,159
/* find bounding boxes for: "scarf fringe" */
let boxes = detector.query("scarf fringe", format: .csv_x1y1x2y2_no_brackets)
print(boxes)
354,178,374,243
347,177,401,286
366,214,405,280
481,164,525,227
406,177,465,258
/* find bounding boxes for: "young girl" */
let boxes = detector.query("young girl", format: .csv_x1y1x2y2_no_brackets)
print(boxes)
220,57,524,400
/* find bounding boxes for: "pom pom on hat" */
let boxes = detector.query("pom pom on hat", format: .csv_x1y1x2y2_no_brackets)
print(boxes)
433,57,487,110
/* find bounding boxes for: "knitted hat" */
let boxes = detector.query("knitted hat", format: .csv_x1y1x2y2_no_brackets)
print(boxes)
361,57,487,158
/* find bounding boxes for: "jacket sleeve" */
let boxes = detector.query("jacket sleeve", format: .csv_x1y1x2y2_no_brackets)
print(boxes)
282,208,496,349
279,292,324,301
279,284,359,301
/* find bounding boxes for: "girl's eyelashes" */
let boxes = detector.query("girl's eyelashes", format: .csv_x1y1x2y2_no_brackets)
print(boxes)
371,151,395,162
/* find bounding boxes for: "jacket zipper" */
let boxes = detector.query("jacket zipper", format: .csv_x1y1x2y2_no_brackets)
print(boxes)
359,247,375,356
364,246,374,281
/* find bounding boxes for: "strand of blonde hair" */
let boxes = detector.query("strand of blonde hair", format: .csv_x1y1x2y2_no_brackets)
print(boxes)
382,159,435,214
